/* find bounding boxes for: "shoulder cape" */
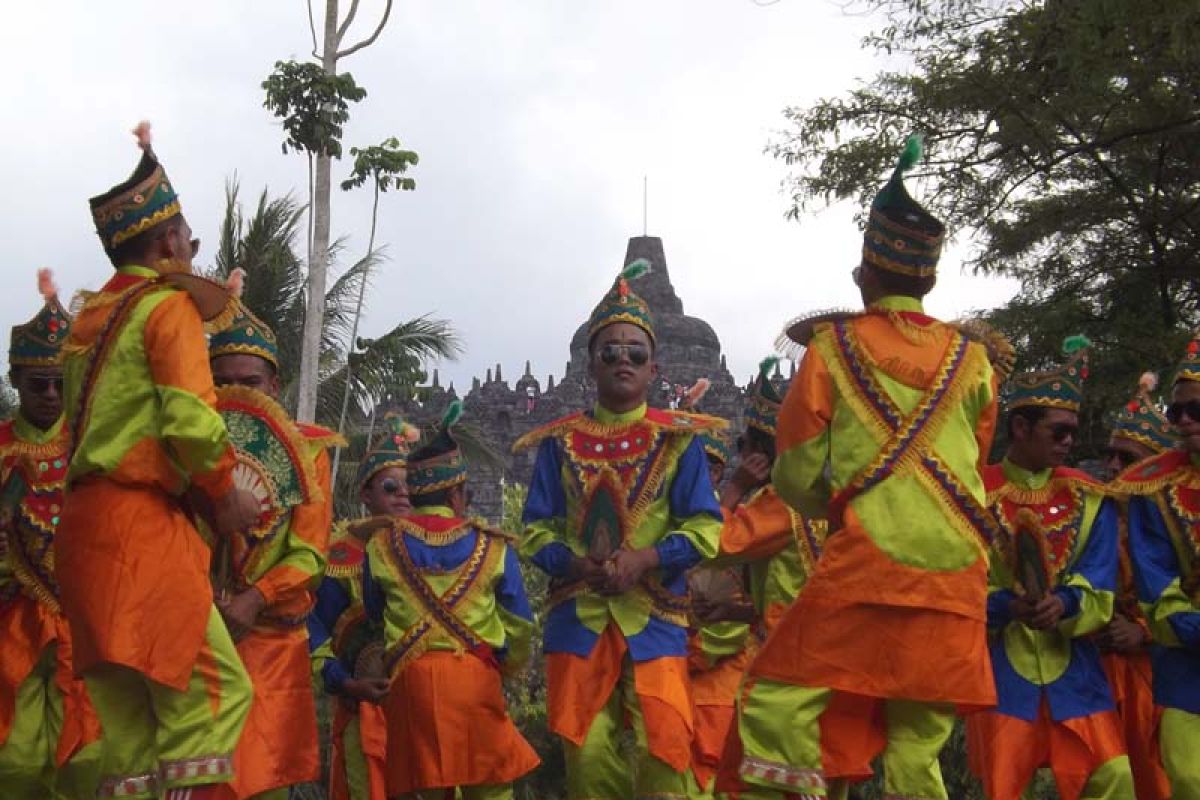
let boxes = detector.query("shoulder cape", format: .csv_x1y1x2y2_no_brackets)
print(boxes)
512,408,727,453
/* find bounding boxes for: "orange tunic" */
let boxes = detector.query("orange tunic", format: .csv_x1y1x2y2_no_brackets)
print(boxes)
219,440,334,798
753,304,998,710
57,269,236,690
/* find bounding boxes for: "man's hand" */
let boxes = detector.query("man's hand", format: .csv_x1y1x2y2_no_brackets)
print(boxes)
1012,593,1066,631
342,677,390,705
569,556,611,592
217,587,266,642
694,598,757,625
213,487,263,536
604,547,660,595
731,454,772,495
1097,614,1148,654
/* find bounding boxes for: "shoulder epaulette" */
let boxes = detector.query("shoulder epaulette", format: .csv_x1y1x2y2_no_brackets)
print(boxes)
472,518,519,544
1109,449,1193,496
326,529,366,577
297,422,348,450
512,411,587,453
644,407,729,435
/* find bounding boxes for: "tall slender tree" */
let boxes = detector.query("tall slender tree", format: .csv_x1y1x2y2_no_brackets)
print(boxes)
262,0,396,422
331,137,420,477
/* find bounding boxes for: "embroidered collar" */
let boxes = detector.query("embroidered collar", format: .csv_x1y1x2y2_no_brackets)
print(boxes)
593,403,647,425
413,504,455,519
12,414,63,445
1001,457,1053,491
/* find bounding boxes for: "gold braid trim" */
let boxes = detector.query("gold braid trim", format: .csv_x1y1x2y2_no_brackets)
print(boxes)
395,517,475,546
108,200,182,248
986,474,1103,507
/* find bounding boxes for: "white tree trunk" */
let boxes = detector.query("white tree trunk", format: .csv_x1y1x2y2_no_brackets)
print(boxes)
296,0,341,422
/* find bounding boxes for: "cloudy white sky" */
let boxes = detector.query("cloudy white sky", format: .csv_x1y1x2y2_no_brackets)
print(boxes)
1,0,1016,392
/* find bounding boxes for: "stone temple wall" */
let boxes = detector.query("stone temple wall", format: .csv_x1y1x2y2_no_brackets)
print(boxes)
386,235,792,521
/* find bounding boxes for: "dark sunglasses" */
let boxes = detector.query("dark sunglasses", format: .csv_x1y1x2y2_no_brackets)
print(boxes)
1047,423,1078,443
597,343,650,366
1167,400,1200,425
380,478,406,496
27,375,63,394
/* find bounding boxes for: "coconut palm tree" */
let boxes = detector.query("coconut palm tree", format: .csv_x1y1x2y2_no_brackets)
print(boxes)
209,181,462,510
211,180,460,424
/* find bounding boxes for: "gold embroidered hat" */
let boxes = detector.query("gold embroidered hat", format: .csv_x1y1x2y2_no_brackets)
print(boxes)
9,269,71,367
586,259,654,344
1177,328,1200,385
407,401,467,497
89,122,182,254
1004,335,1091,413
1110,372,1175,454
358,413,422,489
862,135,946,279
208,298,279,371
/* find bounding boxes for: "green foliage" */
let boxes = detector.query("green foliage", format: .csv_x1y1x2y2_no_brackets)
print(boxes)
769,0,1200,458
261,60,368,159
501,482,568,800
340,137,420,193
0,377,16,419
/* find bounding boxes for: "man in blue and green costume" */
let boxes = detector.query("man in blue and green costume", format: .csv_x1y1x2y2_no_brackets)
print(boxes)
517,259,725,799
739,137,1001,800
1097,372,1174,800
0,272,102,798
57,123,260,800
208,300,341,800
365,402,540,798
966,338,1134,800
1116,328,1200,799
308,413,421,800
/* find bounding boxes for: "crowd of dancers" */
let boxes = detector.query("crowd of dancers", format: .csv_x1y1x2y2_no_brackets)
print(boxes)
1,123,1199,800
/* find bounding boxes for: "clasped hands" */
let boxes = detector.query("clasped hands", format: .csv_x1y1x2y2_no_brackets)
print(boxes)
1009,592,1067,631
570,546,660,595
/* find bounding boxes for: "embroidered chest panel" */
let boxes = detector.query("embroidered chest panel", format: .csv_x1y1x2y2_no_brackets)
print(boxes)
559,421,683,552
0,444,69,609
1159,482,1200,586
991,481,1087,581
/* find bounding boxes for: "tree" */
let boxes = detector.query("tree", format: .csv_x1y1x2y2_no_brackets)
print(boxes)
261,0,396,423
769,0,1199,454
331,137,420,478
212,180,460,432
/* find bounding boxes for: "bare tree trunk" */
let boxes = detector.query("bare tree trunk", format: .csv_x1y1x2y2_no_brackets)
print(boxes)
296,0,341,422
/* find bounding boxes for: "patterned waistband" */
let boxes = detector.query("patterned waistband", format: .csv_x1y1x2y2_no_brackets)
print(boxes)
97,754,234,798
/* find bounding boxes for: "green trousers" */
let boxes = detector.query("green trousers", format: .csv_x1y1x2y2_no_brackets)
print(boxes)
740,679,954,799
84,606,252,799
1161,707,1200,800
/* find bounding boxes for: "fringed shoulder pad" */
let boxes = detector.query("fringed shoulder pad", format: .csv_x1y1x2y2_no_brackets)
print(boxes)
1109,450,1196,496
297,422,348,450
512,411,587,453
643,407,729,435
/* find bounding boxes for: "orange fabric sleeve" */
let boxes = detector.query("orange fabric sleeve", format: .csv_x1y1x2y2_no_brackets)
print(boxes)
775,345,833,454
255,448,333,607
716,489,793,563
975,369,1001,470
143,291,235,501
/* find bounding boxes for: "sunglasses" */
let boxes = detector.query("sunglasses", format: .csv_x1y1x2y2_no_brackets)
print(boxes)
1167,400,1200,425
380,478,407,496
26,375,63,395
1047,423,1078,443
597,343,650,366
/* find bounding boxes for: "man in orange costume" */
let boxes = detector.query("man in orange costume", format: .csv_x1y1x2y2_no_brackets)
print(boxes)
208,300,340,799
737,137,1001,800
56,123,260,800
0,272,101,798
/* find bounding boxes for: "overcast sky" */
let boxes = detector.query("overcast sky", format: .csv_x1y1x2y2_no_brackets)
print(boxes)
1,0,1017,392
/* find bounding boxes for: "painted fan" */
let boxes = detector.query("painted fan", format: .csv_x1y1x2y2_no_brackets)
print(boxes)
688,567,744,607
216,385,322,542
1012,508,1049,603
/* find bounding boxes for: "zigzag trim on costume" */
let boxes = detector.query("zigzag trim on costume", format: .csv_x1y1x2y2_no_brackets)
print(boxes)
819,321,997,549
1108,449,1195,497
512,408,726,453
379,522,501,674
